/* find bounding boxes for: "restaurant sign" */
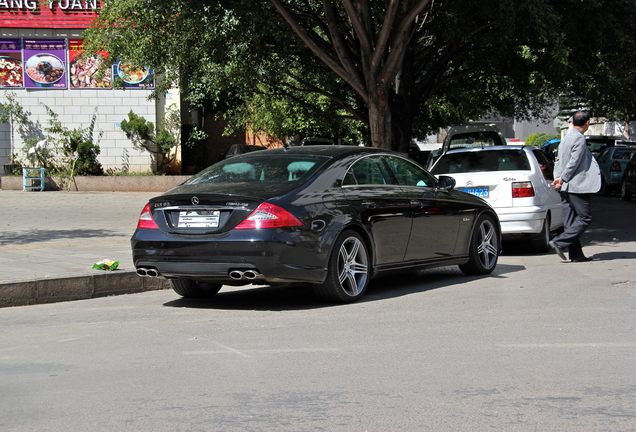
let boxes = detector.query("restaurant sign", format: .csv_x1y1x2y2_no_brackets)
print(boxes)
0,0,101,28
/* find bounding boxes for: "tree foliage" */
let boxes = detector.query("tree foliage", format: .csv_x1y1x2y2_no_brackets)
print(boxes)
84,1,591,150
271,0,571,150
85,0,366,145
555,0,636,138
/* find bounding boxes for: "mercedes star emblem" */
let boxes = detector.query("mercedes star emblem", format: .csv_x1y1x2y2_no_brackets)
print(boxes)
191,196,199,205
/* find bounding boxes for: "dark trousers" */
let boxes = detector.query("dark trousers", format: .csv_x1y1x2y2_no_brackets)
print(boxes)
552,192,592,259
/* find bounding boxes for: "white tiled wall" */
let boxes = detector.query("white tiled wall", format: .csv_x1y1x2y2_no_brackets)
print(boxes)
0,28,158,173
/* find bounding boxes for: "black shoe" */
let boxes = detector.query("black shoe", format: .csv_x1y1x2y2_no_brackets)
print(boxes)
569,256,592,263
548,240,568,261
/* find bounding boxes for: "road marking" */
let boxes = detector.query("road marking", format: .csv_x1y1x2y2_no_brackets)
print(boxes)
208,341,251,358
183,347,340,357
500,343,636,349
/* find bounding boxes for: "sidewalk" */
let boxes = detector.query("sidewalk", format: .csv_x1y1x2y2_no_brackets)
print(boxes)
0,190,169,307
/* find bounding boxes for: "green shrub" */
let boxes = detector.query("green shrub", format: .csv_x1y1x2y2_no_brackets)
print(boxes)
120,109,179,174
43,106,103,176
526,132,559,147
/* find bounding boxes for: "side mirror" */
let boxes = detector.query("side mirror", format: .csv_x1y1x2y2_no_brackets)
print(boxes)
437,175,456,191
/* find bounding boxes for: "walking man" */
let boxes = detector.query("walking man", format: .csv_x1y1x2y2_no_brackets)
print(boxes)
549,111,601,262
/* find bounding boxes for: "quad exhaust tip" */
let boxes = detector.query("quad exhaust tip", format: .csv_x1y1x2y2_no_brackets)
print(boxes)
243,270,259,280
137,267,260,280
229,270,244,280
228,269,261,280
136,267,160,278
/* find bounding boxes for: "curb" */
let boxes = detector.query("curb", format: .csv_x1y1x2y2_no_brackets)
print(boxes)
0,272,170,308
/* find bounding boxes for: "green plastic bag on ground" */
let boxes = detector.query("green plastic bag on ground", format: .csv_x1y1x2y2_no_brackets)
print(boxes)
92,259,120,271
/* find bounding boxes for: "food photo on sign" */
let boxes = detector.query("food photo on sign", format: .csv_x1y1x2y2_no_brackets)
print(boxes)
112,60,154,89
68,39,111,89
23,39,67,89
0,39,24,88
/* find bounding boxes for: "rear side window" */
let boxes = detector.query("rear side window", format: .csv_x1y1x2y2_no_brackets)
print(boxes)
384,156,436,187
532,149,554,180
343,155,393,186
431,150,530,174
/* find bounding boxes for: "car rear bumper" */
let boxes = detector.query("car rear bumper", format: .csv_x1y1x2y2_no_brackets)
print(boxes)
495,207,546,235
131,228,330,284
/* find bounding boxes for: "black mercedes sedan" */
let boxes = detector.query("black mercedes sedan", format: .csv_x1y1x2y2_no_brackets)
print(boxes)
132,146,501,303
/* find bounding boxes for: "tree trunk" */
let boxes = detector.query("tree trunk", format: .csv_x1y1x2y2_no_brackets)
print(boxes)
391,48,416,153
368,89,392,150
392,109,414,153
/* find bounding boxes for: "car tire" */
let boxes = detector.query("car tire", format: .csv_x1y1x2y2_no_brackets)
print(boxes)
599,176,610,196
170,279,222,298
620,178,632,201
459,214,499,275
314,230,370,303
530,216,550,253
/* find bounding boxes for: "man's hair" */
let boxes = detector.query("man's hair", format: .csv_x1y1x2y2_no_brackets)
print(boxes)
572,111,590,126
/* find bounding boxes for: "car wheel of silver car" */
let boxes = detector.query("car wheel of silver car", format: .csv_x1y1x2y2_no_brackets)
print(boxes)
170,279,222,298
459,215,499,275
620,178,632,201
315,230,370,303
530,215,550,253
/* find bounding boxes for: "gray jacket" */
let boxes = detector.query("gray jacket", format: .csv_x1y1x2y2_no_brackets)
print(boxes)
554,128,601,193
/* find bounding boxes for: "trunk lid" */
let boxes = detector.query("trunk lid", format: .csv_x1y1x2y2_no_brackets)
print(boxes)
150,183,284,234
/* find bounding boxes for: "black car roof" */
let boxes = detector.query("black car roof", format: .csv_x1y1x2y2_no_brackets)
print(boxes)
261,145,388,158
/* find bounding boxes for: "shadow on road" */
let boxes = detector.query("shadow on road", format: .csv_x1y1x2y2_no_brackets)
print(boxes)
587,251,636,261
587,196,636,244
162,263,525,311
0,229,122,245
502,196,636,256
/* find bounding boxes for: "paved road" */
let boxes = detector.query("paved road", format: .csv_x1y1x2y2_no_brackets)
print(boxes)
0,196,635,431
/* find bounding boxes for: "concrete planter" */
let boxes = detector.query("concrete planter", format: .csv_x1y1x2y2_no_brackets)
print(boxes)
0,175,191,192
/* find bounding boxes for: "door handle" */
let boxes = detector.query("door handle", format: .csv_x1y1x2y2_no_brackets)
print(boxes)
409,200,424,208
361,201,377,208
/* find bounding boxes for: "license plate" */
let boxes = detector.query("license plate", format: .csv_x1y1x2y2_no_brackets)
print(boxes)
459,186,489,198
178,210,220,228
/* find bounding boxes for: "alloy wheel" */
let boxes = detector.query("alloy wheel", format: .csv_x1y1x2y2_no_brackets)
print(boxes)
476,219,498,270
337,236,369,296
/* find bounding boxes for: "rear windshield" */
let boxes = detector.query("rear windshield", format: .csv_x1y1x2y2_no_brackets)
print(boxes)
185,154,329,185
431,150,531,174
586,139,612,153
447,131,503,150
613,148,635,160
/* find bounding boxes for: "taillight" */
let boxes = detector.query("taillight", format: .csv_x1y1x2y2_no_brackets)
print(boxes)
235,202,302,230
137,203,159,229
610,161,622,172
512,181,535,198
